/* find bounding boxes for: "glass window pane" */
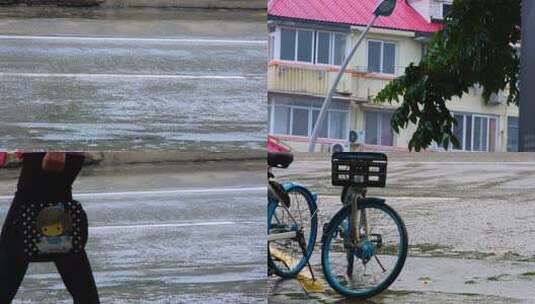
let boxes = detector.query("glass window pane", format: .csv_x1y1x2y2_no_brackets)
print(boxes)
368,41,381,73
312,109,328,138
317,32,330,64
292,108,309,136
280,28,296,61
380,112,394,146
269,35,275,60
297,30,313,62
329,111,348,139
465,115,472,151
273,105,290,134
489,118,497,152
481,117,488,151
443,4,452,17
383,42,396,74
453,114,464,149
473,117,482,151
333,33,347,65
365,112,379,145
508,116,519,152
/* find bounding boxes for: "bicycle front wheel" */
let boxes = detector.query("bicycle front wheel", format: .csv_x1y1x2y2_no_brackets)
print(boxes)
268,185,318,278
321,199,408,298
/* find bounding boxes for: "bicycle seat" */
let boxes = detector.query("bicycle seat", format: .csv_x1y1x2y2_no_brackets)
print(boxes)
268,152,294,168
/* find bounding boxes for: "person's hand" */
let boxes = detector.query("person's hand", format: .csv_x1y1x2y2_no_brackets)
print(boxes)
42,152,66,173
0,152,6,167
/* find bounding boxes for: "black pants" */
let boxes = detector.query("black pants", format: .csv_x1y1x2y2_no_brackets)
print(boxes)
0,153,100,304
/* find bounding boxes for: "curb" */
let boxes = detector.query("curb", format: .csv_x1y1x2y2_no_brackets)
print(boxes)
0,150,266,168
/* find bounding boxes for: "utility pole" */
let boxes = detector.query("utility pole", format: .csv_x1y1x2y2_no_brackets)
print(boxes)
519,0,535,151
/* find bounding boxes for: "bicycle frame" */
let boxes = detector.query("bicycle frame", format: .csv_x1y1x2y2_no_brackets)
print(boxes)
342,186,370,246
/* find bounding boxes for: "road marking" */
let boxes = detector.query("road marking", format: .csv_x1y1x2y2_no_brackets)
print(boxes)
269,246,325,293
0,35,266,45
90,221,255,231
0,72,258,80
0,186,265,200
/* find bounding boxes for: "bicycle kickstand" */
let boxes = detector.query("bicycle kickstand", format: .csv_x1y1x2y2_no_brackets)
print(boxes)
298,232,317,281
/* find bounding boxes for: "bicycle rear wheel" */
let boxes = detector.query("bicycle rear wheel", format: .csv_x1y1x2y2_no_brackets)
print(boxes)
268,185,318,278
321,199,407,298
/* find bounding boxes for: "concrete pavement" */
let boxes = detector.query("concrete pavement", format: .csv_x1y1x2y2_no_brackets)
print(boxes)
269,153,535,303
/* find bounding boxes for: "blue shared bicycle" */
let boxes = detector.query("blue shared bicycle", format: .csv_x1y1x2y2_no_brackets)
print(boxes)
321,152,408,298
267,152,318,278
267,151,407,299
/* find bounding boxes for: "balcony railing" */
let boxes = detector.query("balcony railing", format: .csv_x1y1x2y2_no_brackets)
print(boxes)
268,61,404,102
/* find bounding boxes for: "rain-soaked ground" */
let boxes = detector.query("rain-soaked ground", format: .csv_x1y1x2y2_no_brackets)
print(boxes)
0,160,266,303
269,154,535,303
0,7,266,151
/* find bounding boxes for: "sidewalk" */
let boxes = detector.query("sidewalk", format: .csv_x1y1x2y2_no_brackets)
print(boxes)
270,153,535,303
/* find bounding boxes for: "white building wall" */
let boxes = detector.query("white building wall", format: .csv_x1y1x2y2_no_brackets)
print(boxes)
407,0,431,22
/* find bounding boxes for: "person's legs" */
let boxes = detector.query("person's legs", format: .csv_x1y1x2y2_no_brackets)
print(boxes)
0,228,29,303
54,250,100,304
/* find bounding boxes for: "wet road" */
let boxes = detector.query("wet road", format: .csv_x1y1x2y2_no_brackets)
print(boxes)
269,155,535,303
0,160,266,303
0,8,266,151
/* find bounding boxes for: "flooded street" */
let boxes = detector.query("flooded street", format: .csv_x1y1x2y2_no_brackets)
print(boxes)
0,160,266,303
0,8,266,151
269,154,535,303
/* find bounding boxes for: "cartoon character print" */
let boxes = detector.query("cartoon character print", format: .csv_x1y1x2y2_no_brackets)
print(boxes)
35,204,73,253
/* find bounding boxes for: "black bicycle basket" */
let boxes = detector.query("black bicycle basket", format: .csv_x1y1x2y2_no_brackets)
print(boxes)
331,152,387,187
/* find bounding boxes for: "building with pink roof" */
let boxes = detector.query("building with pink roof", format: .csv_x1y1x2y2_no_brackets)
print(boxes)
267,0,519,153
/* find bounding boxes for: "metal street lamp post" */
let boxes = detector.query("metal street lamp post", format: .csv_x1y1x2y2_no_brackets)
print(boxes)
308,0,397,152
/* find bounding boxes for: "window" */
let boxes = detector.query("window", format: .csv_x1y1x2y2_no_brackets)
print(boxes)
508,116,519,152
311,109,328,138
291,108,309,136
316,31,347,65
333,33,347,65
453,114,464,149
317,32,331,64
279,28,314,63
278,27,347,65
329,111,348,139
273,105,290,134
280,28,296,61
365,111,393,146
452,113,498,152
443,4,452,18
473,116,489,152
269,101,349,140
297,30,314,62
368,40,396,74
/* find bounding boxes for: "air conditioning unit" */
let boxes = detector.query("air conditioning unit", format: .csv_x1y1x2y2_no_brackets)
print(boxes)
349,130,365,144
331,143,350,153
